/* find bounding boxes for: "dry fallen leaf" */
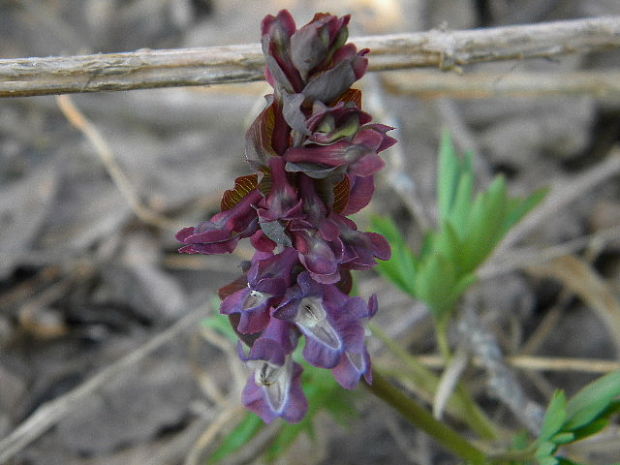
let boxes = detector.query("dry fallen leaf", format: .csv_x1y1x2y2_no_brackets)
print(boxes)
528,255,620,356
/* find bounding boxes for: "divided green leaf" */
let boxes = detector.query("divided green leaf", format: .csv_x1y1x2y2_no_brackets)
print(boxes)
539,390,567,441
564,371,620,431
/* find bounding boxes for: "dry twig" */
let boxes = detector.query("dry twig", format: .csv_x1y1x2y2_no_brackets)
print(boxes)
56,95,178,230
383,71,620,99
2,17,620,97
0,306,209,463
416,354,620,374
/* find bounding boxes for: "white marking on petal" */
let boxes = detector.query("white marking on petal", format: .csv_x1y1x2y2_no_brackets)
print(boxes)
244,288,269,309
295,297,341,350
346,351,365,373
253,357,292,414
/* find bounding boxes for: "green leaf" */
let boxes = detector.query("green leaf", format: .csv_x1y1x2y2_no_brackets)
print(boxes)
208,412,264,464
570,417,610,442
550,431,574,445
432,222,465,273
461,177,507,273
565,371,620,430
539,391,567,440
503,187,548,235
371,216,417,296
438,129,460,223
538,457,559,465
535,440,557,460
449,168,474,239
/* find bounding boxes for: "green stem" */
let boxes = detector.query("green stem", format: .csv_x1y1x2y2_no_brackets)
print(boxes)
366,370,487,465
436,316,452,362
369,322,499,440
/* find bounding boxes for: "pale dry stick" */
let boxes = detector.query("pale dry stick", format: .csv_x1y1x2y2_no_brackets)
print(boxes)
416,354,620,374
55,95,178,230
2,17,620,97
0,306,209,464
479,225,620,280
458,305,544,434
383,70,620,99
183,404,246,465
433,346,469,420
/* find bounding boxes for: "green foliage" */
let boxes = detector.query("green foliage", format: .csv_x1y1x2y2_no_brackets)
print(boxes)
533,371,620,465
373,130,546,321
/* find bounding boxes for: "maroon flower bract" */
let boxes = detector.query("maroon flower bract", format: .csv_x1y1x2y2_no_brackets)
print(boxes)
176,10,395,423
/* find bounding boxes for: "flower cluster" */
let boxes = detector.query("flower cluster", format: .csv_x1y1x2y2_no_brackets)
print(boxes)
176,10,395,423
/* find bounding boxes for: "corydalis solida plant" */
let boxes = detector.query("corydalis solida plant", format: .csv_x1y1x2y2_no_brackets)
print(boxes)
177,10,396,423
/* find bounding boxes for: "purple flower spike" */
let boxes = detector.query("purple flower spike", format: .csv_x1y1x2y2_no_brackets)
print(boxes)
176,9,395,423
241,338,307,423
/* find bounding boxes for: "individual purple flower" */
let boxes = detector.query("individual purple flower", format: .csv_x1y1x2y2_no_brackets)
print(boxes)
292,228,341,284
331,294,378,389
274,272,345,368
176,185,261,255
240,338,307,423
221,248,298,334
330,214,391,270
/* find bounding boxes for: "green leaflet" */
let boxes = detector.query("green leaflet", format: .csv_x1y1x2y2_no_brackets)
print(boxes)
533,371,620,465
564,371,620,430
373,131,546,320
371,216,417,296
539,391,567,441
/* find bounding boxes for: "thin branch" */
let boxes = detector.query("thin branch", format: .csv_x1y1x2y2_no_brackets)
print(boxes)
383,71,620,99
1,16,620,97
0,306,209,464
415,354,620,374
56,95,178,230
